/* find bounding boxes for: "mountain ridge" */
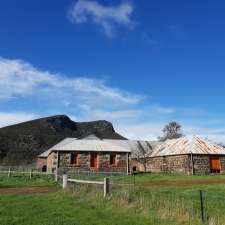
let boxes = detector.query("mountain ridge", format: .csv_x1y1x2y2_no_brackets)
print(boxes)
0,115,127,165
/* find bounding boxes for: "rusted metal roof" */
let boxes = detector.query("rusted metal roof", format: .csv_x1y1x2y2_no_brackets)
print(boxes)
105,139,159,157
150,136,225,157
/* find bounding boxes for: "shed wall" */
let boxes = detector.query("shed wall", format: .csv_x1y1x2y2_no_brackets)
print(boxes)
134,155,225,175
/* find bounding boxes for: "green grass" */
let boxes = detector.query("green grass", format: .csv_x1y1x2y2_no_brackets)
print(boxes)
0,191,171,225
68,171,225,185
1,173,225,225
131,172,225,181
0,174,56,188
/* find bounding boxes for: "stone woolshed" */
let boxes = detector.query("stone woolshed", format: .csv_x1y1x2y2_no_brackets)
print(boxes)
148,136,225,175
37,135,131,174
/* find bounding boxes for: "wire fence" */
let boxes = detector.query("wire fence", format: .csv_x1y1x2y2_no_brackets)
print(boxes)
0,166,54,180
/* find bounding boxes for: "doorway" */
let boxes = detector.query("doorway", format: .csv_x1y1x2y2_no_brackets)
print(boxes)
90,153,98,168
210,156,221,173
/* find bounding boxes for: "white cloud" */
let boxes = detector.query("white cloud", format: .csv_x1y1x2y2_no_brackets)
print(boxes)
114,122,225,144
93,109,142,119
149,105,175,115
2,57,224,144
0,112,38,128
68,0,135,37
184,126,225,144
0,57,143,106
116,122,164,140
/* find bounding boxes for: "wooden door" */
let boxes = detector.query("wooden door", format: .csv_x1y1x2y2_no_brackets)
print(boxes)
90,153,98,168
210,156,221,173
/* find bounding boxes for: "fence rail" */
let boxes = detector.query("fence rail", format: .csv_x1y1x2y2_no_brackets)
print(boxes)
68,178,104,185
0,169,55,179
62,174,110,197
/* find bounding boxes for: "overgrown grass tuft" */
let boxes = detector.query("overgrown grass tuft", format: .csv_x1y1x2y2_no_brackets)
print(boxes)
67,181,225,225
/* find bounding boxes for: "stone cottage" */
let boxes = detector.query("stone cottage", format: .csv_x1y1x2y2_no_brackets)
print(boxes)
145,136,225,175
37,135,131,174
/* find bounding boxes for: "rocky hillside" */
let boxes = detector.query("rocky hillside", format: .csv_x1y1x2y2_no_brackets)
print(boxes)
0,115,126,165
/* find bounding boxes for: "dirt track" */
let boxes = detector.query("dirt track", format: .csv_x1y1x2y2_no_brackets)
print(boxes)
0,187,59,194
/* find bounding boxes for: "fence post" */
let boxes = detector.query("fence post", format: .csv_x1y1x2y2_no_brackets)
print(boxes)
29,169,32,179
62,174,68,189
55,170,58,182
8,167,11,178
199,190,205,223
104,177,110,197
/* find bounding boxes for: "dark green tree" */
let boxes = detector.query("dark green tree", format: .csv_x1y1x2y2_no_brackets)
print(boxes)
159,122,183,141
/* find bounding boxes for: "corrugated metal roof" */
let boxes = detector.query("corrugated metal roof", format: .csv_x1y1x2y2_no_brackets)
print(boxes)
53,139,131,153
38,138,75,157
38,138,131,157
150,136,225,157
80,134,101,140
105,139,159,157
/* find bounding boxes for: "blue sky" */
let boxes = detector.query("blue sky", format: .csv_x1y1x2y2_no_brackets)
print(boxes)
1,0,225,142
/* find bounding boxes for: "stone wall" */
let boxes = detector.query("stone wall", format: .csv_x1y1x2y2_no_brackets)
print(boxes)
220,156,225,173
192,155,210,175
146,155,190,174
97,152,128,172
136,154,225,175
191,155,225,175
58,152,90,171
47,151,129,173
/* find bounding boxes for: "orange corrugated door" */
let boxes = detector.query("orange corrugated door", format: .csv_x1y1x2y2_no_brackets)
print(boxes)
211,157,221,172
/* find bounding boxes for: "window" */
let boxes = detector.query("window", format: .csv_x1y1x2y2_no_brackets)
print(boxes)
110,154,116,165
70,152,79,165
90,153,98,168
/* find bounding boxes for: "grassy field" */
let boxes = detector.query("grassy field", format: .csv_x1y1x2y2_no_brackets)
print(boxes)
1,173,225,225
0,174,56,188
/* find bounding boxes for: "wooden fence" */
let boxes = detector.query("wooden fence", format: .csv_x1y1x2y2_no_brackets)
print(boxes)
62,174,111,197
